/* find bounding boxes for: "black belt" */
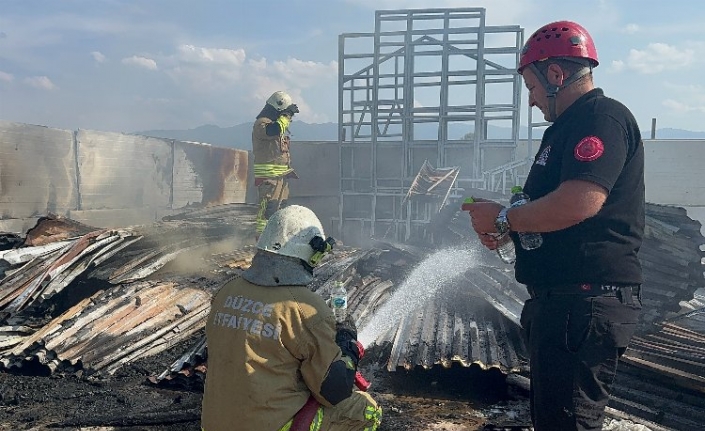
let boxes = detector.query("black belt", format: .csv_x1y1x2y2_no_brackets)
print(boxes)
527,283,641,300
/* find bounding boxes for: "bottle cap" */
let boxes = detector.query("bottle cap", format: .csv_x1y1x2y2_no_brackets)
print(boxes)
510,186,523,194
461,197,475,211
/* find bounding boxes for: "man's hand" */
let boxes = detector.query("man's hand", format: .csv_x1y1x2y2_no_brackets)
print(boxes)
282,103,299,117
464,200,505,250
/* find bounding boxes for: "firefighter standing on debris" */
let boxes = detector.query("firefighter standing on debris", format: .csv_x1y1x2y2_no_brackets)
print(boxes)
201,205,382,431
252,90,300,238
464,21,644,431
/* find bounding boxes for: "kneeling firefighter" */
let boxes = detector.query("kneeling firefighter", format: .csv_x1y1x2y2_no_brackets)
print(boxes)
201,205,382,431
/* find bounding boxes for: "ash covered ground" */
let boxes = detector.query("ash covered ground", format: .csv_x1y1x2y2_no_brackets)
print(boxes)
0,334,533,431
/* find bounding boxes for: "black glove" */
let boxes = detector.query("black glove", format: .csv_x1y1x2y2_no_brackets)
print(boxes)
335,317,357,343
335,317,361,366
282,103,299,117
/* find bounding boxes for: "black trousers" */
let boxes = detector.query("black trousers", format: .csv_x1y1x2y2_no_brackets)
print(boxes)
520,286,642,431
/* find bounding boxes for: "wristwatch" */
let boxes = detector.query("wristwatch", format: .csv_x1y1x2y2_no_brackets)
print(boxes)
494,207,511,236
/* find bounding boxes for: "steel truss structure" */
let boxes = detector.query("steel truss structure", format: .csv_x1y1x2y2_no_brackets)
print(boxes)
337,8,524,244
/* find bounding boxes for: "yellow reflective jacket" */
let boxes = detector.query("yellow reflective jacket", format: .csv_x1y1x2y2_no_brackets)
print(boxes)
252,117,291,169
201,277,343,431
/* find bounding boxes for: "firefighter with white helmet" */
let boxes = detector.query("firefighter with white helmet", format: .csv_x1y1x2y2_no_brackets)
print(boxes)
201,205,382,431
252,90,301,238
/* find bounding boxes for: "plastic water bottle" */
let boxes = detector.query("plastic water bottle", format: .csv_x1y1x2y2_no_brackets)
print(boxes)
510,186,543,250
462,197,515,264
494,232,516,264
330,282,348,323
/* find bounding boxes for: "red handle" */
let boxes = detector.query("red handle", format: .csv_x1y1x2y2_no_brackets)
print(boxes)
354,371,371,391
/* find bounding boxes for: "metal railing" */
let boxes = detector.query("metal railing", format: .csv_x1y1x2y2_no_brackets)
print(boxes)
482,157,533,195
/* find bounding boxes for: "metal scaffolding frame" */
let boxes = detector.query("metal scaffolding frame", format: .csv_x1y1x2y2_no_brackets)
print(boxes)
337,8,524,244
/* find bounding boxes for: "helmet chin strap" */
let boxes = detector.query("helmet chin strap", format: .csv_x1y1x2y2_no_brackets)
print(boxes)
528,62,592,122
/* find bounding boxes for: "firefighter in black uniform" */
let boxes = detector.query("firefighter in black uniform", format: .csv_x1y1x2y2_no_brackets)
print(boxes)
465,20,644,431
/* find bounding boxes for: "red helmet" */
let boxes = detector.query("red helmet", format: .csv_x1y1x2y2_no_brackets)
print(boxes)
518,21,598,73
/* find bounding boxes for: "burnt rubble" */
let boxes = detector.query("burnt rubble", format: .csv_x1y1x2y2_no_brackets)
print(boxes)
0,202,703,429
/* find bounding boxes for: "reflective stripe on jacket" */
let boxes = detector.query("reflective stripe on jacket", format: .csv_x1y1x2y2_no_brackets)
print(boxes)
253,163,291,178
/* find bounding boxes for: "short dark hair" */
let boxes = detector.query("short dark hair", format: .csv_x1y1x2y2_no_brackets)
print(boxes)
534,57,593,82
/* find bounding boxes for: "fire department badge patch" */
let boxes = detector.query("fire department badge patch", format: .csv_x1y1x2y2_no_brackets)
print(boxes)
574,136,604,162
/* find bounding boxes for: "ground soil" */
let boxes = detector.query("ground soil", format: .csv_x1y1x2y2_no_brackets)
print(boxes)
0,337,532,431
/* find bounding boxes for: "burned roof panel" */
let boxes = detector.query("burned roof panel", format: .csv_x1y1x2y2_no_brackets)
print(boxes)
0,203,258,373
384,290,527,373
1,199,703,429
0,278,215,375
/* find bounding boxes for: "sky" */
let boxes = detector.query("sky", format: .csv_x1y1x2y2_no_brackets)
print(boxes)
1,0,705,134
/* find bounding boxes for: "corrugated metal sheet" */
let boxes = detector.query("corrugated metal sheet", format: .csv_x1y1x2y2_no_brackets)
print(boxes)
124,201,705,429
623,311,705,394
639,204,705,326
0,278,213,375
592,287,705,429
385,202,705,377
0,121,78,218
1,196,702,428
0,203,258,371
384,288,527,372
435,202,705,335
22,214,98,246
0,228,138,321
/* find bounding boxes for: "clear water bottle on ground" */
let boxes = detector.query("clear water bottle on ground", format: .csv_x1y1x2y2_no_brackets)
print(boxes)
330,282,348,323
510,186,543,250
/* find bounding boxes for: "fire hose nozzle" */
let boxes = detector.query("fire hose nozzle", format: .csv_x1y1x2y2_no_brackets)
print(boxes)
354,371,371,391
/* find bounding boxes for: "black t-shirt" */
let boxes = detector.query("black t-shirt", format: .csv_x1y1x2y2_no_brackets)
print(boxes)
516,88,645,286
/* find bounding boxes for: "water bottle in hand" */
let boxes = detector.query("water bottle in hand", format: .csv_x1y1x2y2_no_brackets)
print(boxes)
463,197,516,264
510,186,543,250
494,233,516,264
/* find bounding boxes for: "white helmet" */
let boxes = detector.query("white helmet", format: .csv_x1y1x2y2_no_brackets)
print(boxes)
257,205,334,266
266,90,293,112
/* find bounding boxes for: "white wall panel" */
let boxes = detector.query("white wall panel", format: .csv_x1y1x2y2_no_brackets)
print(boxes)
517,139,705,206
0,121,77,218
643,140,705,206
76,130,173,210
172,141,248,207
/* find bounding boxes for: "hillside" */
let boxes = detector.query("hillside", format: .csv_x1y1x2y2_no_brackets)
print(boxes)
137,122,339,150
137,122,705,150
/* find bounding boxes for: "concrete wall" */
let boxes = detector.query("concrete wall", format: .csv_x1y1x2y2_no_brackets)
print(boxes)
642,140,705,206
3,119,703,239
289,142,341,236
289,138,705,239
0,123,78,220
0,121,248,233
515,139,705,206
246,141,344,237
